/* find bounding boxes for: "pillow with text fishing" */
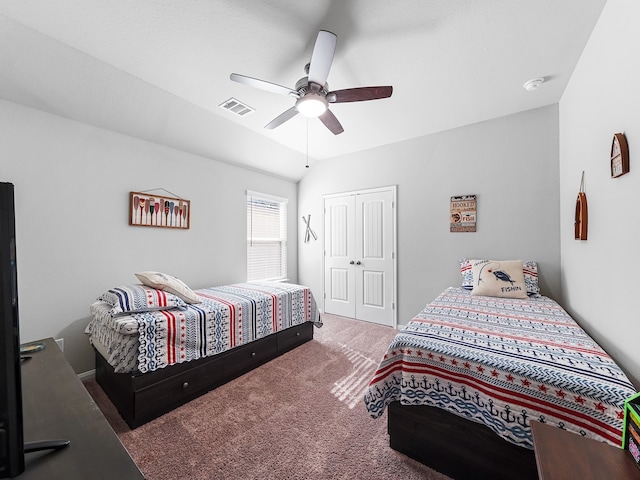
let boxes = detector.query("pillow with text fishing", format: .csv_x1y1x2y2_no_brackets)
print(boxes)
460,258,540,297
135,271,201,304
470,259,528,299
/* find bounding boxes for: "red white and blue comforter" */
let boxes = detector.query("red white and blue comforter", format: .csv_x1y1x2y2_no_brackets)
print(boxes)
364,287,636,448
89,282,320,374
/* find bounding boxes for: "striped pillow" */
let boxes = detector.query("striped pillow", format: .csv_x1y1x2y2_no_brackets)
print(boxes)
459,258,540,297
97,284,186,316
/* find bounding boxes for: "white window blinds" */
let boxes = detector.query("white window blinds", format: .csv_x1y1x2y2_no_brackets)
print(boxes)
247,191,288,282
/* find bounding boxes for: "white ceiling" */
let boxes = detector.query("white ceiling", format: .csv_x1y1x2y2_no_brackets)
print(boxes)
0,1,607,181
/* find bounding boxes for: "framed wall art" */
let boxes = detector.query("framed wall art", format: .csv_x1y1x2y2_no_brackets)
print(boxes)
129,191,190,229
450,194,476,232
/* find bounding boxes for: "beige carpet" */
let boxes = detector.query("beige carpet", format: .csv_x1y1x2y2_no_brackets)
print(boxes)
84,314,452,480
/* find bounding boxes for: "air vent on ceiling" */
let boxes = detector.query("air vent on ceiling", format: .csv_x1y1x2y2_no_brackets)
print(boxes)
219,97,255,117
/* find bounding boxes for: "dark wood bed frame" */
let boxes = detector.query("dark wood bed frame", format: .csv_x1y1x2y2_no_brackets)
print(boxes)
388,402,538,480
95,321,314,429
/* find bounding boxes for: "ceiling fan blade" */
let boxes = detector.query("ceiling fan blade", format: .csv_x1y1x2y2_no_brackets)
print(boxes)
265,107,299,130
318,109,344,135
230,73,298,97
307,30,337,87
327,86,393,103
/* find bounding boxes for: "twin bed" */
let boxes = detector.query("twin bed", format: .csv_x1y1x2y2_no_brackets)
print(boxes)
364,259,637,479
87,275,320,428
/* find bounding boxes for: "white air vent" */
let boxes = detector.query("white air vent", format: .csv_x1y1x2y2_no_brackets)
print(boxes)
219,97,255,116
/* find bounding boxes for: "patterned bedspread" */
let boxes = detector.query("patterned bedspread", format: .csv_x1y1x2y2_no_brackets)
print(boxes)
88,282,320,373
364,287,636,448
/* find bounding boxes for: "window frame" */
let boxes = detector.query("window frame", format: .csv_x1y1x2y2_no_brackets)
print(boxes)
246,190,288,282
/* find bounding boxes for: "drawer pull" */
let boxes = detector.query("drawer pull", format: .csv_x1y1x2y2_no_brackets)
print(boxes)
182,382,189,389
251,352,256,357
296,332,300,336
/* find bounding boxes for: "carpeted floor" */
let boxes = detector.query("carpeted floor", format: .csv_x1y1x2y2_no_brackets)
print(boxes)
84,314,453,480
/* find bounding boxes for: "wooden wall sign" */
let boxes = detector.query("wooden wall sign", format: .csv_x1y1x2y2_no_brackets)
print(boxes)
129,191,190,229
611,133,629,178
450,195,476,232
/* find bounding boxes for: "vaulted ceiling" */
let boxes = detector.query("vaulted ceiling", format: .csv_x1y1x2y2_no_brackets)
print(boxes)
0,1,607,181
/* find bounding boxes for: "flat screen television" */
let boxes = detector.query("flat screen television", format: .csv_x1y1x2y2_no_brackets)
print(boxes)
0,183,69,478
0,182,25,477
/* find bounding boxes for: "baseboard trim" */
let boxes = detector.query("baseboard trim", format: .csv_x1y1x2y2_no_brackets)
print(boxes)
78,369,95,381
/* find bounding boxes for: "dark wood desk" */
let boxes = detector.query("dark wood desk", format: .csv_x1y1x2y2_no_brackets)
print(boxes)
531,420,639,479
18,338,144,479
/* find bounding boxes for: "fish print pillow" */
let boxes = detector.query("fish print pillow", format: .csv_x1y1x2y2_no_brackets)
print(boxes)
460,258,540,297
470,259,528,299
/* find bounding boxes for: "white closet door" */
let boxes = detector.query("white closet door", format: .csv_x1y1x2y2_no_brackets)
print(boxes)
354,190,394,326
324,195,356,318
323,187,396,327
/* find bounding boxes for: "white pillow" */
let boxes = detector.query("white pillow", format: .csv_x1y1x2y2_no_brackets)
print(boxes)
134,271,201,304
470,259,528,299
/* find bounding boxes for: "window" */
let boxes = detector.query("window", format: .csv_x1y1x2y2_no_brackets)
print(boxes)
247,191,288,281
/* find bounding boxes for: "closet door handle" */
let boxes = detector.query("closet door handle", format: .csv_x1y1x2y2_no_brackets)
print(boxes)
356,261,361,265
349,260,355,265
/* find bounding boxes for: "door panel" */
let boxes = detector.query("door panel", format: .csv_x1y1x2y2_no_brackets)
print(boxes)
330,268,349,301
362,271,384,307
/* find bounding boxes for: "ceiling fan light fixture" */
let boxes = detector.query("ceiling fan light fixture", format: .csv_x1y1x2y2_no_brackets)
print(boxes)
295,94,328,117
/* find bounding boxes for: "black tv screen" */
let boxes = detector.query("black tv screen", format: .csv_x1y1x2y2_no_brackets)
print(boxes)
0,182,25,478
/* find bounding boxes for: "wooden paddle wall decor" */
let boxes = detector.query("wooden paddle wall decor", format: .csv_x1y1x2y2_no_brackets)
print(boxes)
574,173,588,240
129,191,190,229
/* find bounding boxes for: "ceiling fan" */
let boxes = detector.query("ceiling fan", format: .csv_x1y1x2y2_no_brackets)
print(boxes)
230,30,393,135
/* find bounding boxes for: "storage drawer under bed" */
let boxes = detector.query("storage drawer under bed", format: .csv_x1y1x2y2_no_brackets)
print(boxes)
134,357,226,424
278,321,313,353
95,321,314,428
223,333,278,380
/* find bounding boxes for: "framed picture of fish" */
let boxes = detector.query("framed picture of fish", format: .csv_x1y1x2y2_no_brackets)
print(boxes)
129,191,190,229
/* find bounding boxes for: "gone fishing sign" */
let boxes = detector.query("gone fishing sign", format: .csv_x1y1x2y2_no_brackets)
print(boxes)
450,195,476,232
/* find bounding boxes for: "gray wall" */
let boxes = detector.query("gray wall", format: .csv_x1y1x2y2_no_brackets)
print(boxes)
0,99,299,373
298,105,560,329
559,0,640,386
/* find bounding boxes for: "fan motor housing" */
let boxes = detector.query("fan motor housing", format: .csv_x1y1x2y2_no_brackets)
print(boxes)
295,77,329,97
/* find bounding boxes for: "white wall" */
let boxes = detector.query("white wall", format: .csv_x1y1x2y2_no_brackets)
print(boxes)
559,0,640,386
0,100,299,373
298,105,560,329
